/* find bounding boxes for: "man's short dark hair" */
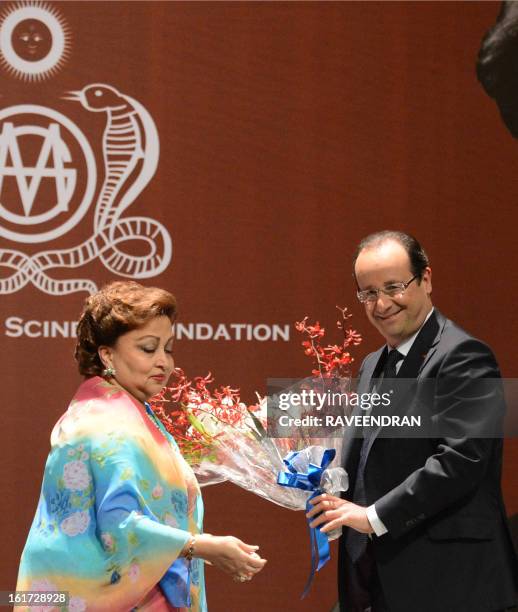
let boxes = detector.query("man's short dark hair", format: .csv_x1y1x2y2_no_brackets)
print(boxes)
353,230,429,281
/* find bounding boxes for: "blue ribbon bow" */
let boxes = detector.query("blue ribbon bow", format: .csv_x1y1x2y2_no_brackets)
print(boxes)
277,448,336,598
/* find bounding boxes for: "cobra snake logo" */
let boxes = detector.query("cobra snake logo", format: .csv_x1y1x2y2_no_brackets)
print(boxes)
0,83,172,295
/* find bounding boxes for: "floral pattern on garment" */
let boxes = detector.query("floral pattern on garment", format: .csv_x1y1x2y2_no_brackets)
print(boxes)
16,377,206,611
63,459,91,490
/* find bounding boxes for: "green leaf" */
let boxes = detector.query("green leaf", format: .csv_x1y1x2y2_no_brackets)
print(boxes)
70,495,81,508
246,408,267,438
187,412,210,436
120,467,133,480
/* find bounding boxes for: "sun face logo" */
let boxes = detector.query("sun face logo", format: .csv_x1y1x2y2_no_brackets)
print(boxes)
0,1,71,81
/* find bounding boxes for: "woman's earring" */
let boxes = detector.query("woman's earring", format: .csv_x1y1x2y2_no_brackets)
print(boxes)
102,366,116,378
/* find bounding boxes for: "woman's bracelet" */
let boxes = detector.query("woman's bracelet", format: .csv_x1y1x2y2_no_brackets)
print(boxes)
184,534,197,561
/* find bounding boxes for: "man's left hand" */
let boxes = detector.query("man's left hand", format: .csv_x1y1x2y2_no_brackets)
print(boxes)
306,493,374,534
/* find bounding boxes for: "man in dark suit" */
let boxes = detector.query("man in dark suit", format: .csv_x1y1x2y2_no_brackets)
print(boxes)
308,231,518,611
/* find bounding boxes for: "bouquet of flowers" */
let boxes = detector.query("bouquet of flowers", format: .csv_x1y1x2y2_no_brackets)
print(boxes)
151,307,362,510
152,307,362,595
152,368,310,509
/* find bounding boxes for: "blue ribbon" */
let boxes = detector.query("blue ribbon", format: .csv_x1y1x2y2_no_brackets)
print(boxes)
277,448,336,598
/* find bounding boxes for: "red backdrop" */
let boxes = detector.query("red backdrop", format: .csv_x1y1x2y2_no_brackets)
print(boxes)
1,2,516,610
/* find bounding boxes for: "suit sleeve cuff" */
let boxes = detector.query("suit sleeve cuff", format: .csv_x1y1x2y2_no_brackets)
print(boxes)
367,504,388,536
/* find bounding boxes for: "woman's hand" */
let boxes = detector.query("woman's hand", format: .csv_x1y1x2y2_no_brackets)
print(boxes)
193,534,267,581
306,493,374,534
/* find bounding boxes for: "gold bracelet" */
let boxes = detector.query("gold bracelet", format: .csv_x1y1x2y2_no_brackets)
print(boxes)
185,534,196,561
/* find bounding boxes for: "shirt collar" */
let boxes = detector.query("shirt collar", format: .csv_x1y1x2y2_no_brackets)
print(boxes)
388,307,434,357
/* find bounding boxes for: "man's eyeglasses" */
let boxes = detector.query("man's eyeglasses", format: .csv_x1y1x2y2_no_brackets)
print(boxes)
356,275,419,304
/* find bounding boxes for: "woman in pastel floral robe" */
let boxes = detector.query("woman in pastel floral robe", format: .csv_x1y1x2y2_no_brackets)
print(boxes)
17,282,266,611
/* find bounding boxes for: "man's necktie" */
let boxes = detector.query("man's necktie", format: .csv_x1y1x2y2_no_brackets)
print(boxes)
380,348,402,386
345,349,403,563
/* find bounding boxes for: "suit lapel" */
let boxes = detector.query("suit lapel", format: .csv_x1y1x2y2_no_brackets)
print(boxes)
341,346,385,472
360,346,386,392
397,309,442,379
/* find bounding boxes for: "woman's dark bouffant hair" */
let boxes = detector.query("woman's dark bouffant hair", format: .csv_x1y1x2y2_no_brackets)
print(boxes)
74,281,177,377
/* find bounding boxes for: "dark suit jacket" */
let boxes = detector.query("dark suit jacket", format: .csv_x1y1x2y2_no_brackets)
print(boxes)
338,310,518,612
